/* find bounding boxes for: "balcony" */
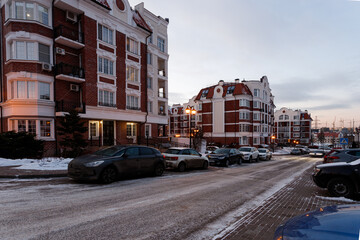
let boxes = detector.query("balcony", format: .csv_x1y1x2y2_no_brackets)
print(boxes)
99,102,117,108
55,25,84,49
56,100,85,113
55,63,85,83
126,106,141,110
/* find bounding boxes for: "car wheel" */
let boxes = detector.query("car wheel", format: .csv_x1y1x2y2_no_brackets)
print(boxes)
249,156,252,163
203,161,209,169
327,178,354,198
224,160,229,167
178,162,186,172
100,166,118,184
256,155,259,162
154,164,164,176
237,157,242,165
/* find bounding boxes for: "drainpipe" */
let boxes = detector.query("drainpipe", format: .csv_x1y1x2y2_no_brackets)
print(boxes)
0,8,4,132
52,0,58,155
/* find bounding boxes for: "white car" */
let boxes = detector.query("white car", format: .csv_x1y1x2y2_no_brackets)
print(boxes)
258,148,272,160
238,147,259,162
163,148,209,172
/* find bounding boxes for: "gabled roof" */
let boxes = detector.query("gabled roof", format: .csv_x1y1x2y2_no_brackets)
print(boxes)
195,83,252,101
133,10,152,33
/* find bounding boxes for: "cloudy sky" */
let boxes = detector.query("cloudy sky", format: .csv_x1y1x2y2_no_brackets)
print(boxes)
129,0,360,128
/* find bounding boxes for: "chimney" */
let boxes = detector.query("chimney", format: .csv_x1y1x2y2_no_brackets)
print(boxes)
235,78,240,84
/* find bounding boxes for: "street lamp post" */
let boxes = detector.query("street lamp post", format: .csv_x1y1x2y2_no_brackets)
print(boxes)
185,105,196,148
271,135,276,152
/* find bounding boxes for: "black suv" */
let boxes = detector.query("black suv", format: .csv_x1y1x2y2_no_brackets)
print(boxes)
312,159,360,198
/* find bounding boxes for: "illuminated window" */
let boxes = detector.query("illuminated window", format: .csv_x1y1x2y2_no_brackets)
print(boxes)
126,38,138,54
40,120,51,137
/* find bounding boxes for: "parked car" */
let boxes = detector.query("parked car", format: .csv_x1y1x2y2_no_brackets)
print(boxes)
238,147,259,162
273,204,360,240
205,146,219,154
163,147,209,172
68,145,165,183
290,148,303,155
298,147,310,154
258,148,272,160
323,148,360,164
309,149,326,157
312,159,360,197
207,148,243,167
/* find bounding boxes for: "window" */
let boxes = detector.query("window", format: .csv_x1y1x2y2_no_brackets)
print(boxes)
254,89,260,97
98,24,113,45
127,37,138,54
89,121,99,138
40,120,51,137
198,103,202,111
127,95,139,110
198,115,202,122
126,66,139,82
18,120,26,132
126,147,139,156
98,57,114,75
147,35,153,44
126,123,136,137
99,90,115,107
279,115,284,120
239,99,250,107
293,133,300,138
145,124,151,137
253,113,260,120
239,111,250,120
9,1,49,25
242,136,248,145
239,124,250,132
12,41,50,63
201,89,209,98
293,127,300,131
12,80,50,100
253,138,259,144
294,115,299,120
227,86,235,94
147,77,152,89
39,82,50,100
157,37,165,52
285,115,289,120
294,121,300,125
147,53,152,65
148,101,153,113
253,101,260,108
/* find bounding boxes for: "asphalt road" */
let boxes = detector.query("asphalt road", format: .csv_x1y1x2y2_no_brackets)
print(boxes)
0,156,317,240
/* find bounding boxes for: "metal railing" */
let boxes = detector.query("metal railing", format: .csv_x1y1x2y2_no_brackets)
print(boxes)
99,102,117,108
126,106,141,110
56,100,85,113
55,25,84,43
56,63,85,79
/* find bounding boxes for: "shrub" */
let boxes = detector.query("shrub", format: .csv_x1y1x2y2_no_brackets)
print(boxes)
0,131,44,159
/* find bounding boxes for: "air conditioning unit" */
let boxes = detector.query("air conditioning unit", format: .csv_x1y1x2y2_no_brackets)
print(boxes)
56,47,65,55
70,84,80,92
66,11,77,23
42,63,52,71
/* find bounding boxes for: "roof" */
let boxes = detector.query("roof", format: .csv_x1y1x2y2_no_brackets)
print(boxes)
195,83,252,101
133,10,152,33
91,0,111,10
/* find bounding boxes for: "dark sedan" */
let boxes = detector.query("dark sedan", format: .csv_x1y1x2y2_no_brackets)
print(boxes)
312,159,360,197
273,204,360,240
206,148,243,167
68,145,165,183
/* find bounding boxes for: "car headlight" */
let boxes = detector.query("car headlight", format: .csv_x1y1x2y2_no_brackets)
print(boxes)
84,161,104,167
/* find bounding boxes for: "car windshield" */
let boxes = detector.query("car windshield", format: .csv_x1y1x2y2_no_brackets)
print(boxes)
165,149,182,154
94,146,124,157
239,147,251,152
258,149,266,153
214,149,230,154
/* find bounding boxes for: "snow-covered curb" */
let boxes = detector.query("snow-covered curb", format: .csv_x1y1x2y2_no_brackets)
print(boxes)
0,158,72,170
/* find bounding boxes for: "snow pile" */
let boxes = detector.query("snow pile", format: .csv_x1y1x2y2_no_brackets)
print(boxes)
316,195,357,203
0,157,72,170
273,147,292,155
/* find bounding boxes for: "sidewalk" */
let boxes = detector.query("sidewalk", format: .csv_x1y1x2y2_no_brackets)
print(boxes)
0,166,67,179
219,165,360,240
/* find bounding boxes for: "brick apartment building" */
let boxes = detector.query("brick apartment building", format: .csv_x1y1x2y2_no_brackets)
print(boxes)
170,76,275,147
274,107,312,145
0,0,169,155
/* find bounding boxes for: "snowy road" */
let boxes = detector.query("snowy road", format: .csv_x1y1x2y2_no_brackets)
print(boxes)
0,156,316,240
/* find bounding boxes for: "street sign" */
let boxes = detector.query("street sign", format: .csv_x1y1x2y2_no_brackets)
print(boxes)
339,138,349,145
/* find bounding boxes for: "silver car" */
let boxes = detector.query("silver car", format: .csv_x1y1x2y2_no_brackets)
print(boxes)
258,148,272,160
